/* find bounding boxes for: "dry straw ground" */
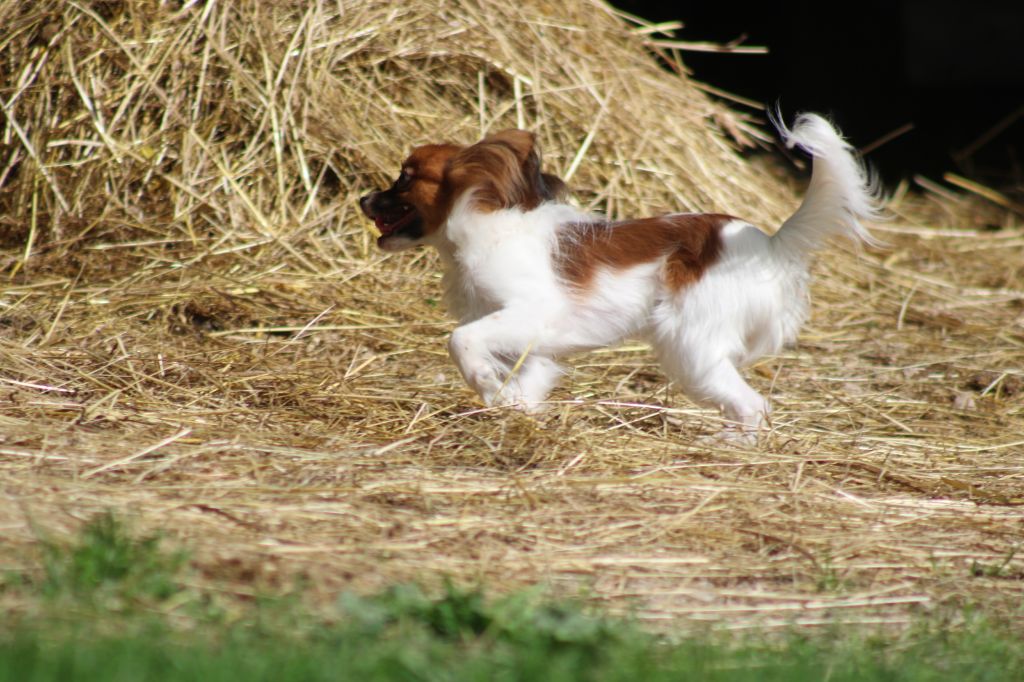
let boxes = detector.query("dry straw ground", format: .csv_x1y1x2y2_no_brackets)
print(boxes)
1,0,1022,630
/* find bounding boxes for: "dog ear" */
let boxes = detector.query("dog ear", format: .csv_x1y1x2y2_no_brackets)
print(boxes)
486,129,566,204
482,129,535,163
539,171,567,202
446,129,566,211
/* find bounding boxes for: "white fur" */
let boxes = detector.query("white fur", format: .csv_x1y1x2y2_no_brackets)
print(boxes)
429,114,880,438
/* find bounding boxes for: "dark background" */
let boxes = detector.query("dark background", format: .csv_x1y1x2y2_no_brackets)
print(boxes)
613,0,1024,188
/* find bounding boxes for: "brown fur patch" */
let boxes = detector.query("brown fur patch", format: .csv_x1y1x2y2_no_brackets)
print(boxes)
383,131,567,242
556,213,730,292
445,130,564,212
397,144,461,236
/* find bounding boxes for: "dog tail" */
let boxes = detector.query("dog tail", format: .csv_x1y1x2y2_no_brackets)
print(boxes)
770,111,883,255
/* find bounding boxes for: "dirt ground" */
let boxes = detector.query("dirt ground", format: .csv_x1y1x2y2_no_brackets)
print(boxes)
2,193,1022,631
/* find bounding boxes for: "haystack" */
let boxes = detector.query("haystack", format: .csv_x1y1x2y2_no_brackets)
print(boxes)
1,0,1022,630
1,0,786,264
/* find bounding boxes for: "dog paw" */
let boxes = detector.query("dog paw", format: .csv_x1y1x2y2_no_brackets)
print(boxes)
480,383,550,415
505,397,549,415
693,427,760,448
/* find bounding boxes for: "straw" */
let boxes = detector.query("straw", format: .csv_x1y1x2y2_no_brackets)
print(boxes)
0,0,1021,632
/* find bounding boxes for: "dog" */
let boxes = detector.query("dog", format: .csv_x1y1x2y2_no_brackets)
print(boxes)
359,113,880,438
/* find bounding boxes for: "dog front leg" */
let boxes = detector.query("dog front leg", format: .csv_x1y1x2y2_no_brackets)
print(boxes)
448,324,505,405
511,356,564,413
447,310,559,410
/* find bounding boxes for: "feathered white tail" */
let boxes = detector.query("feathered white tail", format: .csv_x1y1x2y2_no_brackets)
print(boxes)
771,111,882,254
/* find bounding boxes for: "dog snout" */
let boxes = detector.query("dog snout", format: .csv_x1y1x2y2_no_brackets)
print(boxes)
359,193,376,217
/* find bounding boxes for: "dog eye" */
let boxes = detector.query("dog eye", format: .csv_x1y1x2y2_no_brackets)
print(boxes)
395,170,412,190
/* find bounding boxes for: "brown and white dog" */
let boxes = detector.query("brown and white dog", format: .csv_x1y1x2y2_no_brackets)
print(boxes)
360,114,880,438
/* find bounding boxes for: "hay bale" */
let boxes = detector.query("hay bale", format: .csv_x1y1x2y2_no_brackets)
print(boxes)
0,0,787,272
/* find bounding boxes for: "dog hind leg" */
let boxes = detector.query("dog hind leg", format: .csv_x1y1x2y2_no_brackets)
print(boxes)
686,359,770,437
652,323,770,439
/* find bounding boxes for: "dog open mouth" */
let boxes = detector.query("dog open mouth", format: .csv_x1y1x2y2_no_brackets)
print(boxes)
374,205,418,238
359,190,425,251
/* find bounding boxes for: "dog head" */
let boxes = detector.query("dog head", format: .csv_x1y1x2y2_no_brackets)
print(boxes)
359,130,565,252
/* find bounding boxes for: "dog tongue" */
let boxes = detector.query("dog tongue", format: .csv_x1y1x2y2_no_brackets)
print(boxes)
374,216,394,236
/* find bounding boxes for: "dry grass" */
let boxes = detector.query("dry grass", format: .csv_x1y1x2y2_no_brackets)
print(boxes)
1,0,1022,631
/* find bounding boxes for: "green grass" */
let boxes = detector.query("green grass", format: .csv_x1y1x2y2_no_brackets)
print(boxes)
2,513,1022,682
37,510,187,604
